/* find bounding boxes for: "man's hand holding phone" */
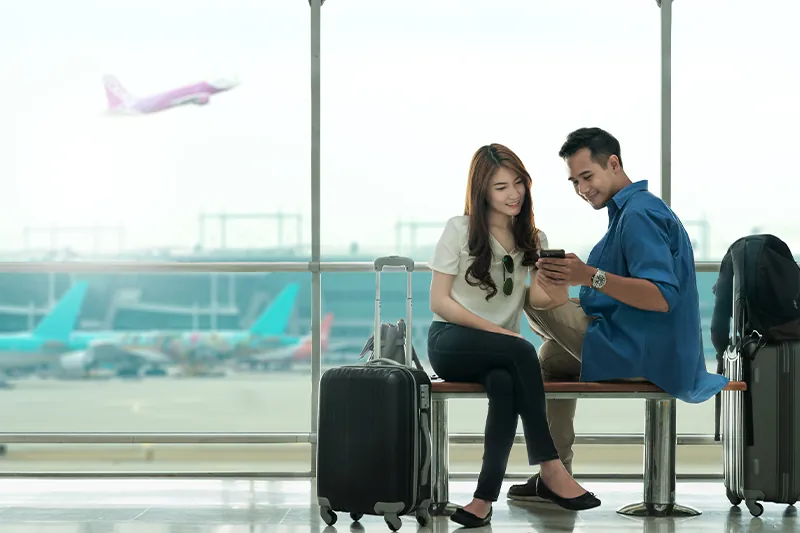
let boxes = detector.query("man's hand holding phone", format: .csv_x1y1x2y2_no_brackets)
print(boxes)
537,249,594,287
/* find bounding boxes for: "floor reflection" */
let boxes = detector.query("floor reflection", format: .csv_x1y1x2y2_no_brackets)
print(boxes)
0,478,795,533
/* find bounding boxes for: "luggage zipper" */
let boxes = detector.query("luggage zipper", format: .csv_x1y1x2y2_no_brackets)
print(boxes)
405,367,419,512
778,343,792,501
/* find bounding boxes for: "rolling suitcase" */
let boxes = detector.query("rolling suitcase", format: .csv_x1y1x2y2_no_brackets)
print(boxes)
316,255,432,531
721,271,800,517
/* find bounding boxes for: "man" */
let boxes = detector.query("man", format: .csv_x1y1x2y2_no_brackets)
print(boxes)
507,127,728,501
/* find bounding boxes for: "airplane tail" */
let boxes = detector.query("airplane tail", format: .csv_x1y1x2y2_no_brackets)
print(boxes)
102,75,135,110
248,283,301,336
321,312,333,350
296,312,334,356
32,281,89,342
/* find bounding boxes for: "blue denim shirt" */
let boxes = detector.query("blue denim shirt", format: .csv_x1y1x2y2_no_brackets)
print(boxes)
579,180,728,403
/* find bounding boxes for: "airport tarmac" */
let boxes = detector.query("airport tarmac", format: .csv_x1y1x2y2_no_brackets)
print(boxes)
0,370,725,476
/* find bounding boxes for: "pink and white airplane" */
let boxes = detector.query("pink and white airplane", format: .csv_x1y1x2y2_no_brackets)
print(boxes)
102,74,240,114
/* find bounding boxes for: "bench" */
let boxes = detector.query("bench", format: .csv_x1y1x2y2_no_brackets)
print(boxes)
429,379,747,518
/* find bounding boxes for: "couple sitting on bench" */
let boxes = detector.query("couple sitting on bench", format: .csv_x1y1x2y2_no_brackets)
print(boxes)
426,127,729,528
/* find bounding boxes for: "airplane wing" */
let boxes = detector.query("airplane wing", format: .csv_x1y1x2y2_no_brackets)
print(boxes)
172,93,211,106
321,340,350,352
243,339,350,364
59,340,172,374
245,345,299,363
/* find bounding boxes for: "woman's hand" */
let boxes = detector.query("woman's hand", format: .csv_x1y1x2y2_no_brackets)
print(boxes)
529,269,569,310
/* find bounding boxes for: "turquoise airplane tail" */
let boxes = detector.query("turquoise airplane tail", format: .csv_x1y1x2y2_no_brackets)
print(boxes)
248,283,301,336
32,281,89,341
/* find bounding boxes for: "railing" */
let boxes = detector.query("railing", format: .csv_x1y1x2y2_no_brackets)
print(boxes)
0,432,721,446
0,260,726,274
0,260,727,461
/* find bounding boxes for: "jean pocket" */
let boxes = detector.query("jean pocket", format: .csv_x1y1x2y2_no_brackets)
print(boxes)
429,322,455,353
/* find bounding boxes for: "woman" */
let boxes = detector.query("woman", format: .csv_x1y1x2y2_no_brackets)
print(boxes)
428,144,601,527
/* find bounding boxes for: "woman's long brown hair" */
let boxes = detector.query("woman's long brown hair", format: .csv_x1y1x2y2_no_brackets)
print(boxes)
463,143,540,300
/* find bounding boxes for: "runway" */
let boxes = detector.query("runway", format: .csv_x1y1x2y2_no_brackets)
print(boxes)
0,370,725,476
0,369,722,433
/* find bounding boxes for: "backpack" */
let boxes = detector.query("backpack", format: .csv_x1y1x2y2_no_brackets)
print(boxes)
359,318,425,370
711,234,800,441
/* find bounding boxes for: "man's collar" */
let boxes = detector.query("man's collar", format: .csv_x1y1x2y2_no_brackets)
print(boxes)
608,179,648,214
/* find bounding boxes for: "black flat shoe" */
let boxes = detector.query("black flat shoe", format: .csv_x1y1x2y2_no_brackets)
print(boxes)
535,476,601,511
450,506,493,528
507,473,551,503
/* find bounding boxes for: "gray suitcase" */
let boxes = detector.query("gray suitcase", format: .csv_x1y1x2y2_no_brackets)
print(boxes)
721,274,800,516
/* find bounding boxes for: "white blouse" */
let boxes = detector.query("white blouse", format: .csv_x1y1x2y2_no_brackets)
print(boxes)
428,215,549,333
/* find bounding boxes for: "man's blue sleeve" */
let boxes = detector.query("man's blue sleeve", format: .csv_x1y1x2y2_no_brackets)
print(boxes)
618,208,680,311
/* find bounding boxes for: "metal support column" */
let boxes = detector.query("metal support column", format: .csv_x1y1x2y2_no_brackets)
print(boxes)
309,0,322,477
657,0,672,206
209,273,218,330
617,399,701,517
430,398,459,516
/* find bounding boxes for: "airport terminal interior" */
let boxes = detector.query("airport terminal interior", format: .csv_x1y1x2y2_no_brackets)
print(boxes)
2,0,799,531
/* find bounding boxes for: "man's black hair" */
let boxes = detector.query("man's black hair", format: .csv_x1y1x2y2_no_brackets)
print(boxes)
558,127,623,169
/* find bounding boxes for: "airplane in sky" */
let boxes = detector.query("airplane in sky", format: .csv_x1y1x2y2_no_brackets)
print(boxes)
0,281,89,374
57,283,302,377
102,74,240,115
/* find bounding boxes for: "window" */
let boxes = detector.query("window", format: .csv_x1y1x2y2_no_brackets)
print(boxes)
672,0,800,261
0,0,753,477
0,272,311,473
321,0,660,259
321,0,681,475
0,0,310,257
673,1,800,457
322,267,721,476
0,0,311,474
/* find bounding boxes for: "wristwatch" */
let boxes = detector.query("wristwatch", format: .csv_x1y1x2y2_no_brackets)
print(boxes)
591,268,607,290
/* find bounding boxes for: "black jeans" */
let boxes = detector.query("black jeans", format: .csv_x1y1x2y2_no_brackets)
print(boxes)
427,321,559,502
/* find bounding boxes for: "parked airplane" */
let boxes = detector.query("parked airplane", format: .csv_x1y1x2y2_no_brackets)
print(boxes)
58,283,301,377
241,313,338,371
0,281,89,373
102,74,240,115
171,282,302,360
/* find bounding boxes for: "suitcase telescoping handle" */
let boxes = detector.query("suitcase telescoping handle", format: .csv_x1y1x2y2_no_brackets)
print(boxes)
374,255,414,367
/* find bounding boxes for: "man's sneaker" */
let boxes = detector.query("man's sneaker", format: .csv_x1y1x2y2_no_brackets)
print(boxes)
507,474,551,503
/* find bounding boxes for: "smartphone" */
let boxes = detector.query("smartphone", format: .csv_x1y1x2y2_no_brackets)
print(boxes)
539,249,566,259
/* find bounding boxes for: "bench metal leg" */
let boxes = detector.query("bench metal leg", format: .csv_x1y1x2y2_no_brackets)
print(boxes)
430,397,459,516
617,398,701,517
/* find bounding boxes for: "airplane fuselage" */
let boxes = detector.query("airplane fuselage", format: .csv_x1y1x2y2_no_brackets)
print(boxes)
115,80,239,114
0,349,67,371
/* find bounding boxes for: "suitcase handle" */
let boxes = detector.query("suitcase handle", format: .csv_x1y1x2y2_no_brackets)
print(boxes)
366,358,404,367
374,255,415,272
374,256,414,366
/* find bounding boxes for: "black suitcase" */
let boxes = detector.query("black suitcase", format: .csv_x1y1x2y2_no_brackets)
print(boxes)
316,256,432,531
721,271,800,516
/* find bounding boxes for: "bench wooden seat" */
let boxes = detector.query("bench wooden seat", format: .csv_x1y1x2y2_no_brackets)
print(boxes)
431,380,747,394
427,377,747,518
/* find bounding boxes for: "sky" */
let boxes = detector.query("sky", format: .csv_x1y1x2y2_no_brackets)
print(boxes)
0,0,798,260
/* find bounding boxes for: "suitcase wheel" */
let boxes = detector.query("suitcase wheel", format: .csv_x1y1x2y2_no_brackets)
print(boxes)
384,513,402,531
320,506,337,526
726,487,742,506
415,508,431,527
350,512,364,522
745,500,763,517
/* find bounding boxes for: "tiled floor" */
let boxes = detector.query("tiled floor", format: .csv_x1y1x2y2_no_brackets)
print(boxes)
0,477,795,532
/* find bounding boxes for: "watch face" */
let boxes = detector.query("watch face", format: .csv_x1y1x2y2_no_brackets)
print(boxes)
593,270,606,288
